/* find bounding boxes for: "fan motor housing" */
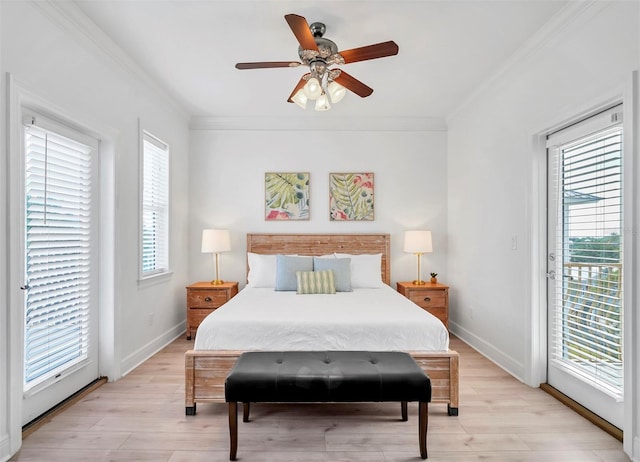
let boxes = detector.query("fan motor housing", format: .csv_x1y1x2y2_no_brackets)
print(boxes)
309,22,326,37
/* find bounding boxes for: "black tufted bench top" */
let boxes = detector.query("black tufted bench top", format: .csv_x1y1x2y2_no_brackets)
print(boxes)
225,351,431,460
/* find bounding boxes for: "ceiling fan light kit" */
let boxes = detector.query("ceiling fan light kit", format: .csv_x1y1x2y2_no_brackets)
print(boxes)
303,76,322,99
315,92,331,111
235,14,398,112
327,81,347,103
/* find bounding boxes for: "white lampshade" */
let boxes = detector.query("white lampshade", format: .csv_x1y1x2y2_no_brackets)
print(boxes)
314,93,331,111
327,81,346,103
404,230,433,254
291,89,308,109
201,229,231,253
303,77,322,100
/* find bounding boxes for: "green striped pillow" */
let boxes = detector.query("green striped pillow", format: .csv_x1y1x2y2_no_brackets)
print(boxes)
296,270,336,294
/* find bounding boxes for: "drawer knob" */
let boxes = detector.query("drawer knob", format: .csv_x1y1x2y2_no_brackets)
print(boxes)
423,296,431,302
204,296,213,302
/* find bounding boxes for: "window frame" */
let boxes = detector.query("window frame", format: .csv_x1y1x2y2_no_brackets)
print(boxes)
139,128,171,281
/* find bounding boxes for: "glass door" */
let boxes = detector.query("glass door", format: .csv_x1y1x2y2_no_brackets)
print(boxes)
21,112,100,425
546,105,624,429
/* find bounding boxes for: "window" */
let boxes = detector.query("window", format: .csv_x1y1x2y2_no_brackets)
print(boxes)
140,131,169,278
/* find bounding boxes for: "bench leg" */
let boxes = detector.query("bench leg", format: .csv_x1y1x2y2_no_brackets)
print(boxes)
419,402,428,459
228,402,238,461
243,402,250,422
401,401,408,421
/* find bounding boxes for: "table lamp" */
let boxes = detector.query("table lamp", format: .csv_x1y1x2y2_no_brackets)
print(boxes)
201,229,231,285
403,230,433,285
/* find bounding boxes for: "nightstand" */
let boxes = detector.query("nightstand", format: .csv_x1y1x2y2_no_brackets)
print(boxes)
186,281,238,340
397,281,449,329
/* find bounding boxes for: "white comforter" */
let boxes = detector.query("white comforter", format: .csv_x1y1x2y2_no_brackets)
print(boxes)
194,285,449,351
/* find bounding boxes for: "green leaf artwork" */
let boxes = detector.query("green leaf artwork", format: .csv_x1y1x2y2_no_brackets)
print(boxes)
265,172,310,220
329,173,374,221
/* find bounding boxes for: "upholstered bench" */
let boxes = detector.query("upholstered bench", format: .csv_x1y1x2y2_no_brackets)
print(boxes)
225,350,432,460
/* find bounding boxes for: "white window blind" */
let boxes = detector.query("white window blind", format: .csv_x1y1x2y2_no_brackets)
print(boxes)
23,121,94,390
141,132,169,277
548,117,623,398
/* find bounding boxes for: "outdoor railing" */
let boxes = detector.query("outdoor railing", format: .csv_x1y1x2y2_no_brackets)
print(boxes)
560,262,623,389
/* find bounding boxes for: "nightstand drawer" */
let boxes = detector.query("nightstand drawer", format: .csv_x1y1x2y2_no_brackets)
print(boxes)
188,291,228,309
189,308,216,328
407,291,446,309
423,306,447,325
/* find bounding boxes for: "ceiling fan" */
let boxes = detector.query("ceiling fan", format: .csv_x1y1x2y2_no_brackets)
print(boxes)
235,14,399,111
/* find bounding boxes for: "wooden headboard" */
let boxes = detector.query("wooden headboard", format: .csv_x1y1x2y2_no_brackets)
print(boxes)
246,233,391,285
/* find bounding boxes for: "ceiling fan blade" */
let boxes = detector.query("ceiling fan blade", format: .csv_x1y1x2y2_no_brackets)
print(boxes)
287,75,310,102
338,41,399,64
285,14,319,51
236,61,301,70
333,70,373,98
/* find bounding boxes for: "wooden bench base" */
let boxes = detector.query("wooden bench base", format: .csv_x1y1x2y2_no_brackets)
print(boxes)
228,401,428,460
224,351,432,460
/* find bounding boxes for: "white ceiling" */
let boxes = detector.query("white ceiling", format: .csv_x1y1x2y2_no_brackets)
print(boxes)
73,0,569,121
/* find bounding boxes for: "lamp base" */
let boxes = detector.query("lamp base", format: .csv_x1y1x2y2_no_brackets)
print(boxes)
210,279,224,285
412,280,427,286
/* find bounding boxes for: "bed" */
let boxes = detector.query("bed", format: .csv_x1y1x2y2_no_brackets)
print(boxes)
185,233,459,415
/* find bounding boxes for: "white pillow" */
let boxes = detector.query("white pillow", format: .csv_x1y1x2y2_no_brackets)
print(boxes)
334,253,384,288
246,252,277,288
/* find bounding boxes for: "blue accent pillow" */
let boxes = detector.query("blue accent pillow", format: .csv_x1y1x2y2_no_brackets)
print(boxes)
275,255,313,291
313,257,352,292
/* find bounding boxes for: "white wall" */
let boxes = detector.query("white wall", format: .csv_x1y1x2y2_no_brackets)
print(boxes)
189,128,448,287
0,2,190,460
447,1,638,458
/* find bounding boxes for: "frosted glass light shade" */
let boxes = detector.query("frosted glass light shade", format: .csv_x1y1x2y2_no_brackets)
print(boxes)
201,229,231,253
314,93,331,111
403,230,433,254
327,81,346,103
291,89,308,109
303,77,322,100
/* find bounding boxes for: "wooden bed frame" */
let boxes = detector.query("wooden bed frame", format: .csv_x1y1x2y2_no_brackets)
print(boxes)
185,233,460,416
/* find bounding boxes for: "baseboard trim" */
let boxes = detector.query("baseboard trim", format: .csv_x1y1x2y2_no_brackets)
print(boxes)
449,322,525,381
540,383,623,442
22,377,107,439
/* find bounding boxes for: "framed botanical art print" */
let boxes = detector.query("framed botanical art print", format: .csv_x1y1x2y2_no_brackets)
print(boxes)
265,172,310,220
329,172,374,221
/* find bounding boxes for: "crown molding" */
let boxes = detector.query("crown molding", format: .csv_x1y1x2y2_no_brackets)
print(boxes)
30,0,190,120
446,1,608,124
189,116,447,132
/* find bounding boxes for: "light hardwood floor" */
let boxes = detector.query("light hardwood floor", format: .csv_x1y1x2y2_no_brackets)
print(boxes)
11,336,630,461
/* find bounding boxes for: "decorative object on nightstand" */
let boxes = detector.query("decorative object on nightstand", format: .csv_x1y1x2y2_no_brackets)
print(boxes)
430,272,438,283
397,281,449,329
201,229,231,285
186,281,238,340
403,230,433,285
